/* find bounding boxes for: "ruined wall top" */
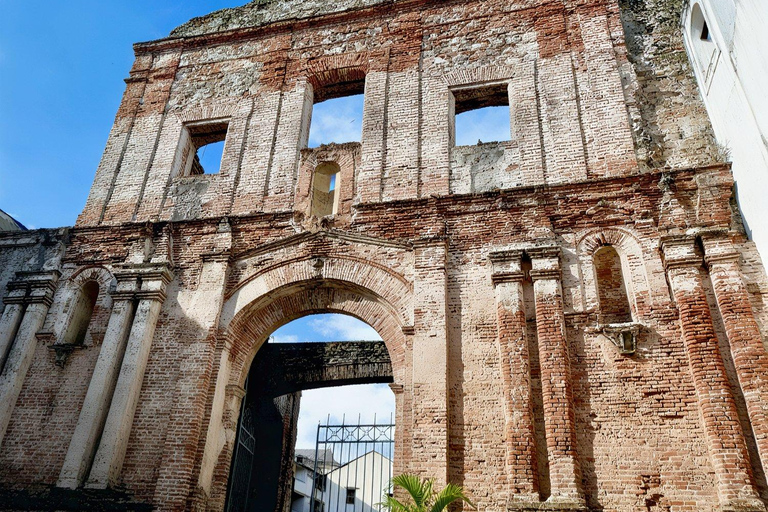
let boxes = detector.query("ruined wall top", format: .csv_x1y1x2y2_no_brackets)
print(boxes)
76,0,721,227
171,0,393,38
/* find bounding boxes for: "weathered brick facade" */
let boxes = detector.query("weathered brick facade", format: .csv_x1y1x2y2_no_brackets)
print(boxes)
2,0,768,510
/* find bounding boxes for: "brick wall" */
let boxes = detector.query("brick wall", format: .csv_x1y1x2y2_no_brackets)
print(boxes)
2,1,768,511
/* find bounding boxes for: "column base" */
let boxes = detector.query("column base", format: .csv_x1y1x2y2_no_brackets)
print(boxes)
508,495,587,511
721,497,767,512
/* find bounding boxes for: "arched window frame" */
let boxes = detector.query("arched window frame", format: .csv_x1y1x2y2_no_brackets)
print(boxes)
592,245,633,325
62,280,100,346
576,229,660,354
685,2,719,84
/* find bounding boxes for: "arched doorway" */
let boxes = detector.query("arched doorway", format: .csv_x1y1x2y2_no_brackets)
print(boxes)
209,271,412,512
225,313,395,512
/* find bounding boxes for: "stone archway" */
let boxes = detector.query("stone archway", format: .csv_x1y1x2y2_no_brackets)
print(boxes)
200,257,414,511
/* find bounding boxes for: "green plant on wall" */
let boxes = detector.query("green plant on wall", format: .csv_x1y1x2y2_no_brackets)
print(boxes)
381,474,475,512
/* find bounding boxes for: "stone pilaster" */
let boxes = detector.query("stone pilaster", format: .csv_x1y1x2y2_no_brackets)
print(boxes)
0,270,60,447
57,278,138,488
661,235,764,511
0,303,25,373
155,252,230,511
85,264,173,489
411,237,449,484
701,231,768,481
489,250,539,501
528,247,585,509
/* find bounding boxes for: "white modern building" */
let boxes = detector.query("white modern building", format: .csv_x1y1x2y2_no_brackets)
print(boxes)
291,449,338,512
682,0,768,263
291,450,391,512
324,452,392,512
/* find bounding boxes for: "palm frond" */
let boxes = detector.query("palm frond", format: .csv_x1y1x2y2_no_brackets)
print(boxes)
379,495,414,512
429,483,475,512
392,473,433,507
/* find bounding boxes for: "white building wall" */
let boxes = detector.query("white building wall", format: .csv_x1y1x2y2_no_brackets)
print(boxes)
683,0,768,264
323,452,391,512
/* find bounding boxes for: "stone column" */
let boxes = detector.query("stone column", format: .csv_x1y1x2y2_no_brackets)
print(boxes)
411,238,449,484
86,264,172,489
661,235,764,511
528,247,584,509
57,278,138,488
0,303,25,373
489,250,539,501
0,271,59,447
702,231,768,479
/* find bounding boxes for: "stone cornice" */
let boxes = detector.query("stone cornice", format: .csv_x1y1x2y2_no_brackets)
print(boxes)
491,272,526,285
529,269,561,282
4,270,61,306
525,245,560,261
659,234,704,270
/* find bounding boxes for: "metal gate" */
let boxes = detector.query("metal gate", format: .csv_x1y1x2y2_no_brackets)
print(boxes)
226,398,257,512
309,418,394,512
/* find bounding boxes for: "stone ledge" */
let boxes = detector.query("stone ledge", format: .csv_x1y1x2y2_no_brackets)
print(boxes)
0,486,152,511
507,498,587,511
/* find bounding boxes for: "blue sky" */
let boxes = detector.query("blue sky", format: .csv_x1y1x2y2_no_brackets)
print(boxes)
271,314,394,449
0,1,243,229
0,2,507,450
1,1,510,228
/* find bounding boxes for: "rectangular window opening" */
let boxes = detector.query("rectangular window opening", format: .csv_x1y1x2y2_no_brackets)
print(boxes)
180,120,229,176
308,92,364,148
451,83,511,147
345,488,356,505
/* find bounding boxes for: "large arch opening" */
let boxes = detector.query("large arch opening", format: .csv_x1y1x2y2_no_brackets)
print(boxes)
217,274,410,512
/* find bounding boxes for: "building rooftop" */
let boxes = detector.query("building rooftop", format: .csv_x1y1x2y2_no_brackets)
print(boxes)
0,209,27,232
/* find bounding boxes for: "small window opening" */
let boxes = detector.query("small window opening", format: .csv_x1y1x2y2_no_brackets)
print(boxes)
308,94,364,148
700,20,711,41
63,281,99,346
345,488,356,505
451,83,511,146
311,162,341,217
179,120,229,175
594,246,632,324
314,474,327,492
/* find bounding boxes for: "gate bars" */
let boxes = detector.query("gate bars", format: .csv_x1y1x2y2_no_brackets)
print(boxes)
309,415,394,512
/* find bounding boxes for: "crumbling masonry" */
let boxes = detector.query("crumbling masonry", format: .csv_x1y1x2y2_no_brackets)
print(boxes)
2,0,768,511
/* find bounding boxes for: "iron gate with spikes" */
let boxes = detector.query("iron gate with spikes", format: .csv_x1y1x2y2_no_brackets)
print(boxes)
309,419,394,512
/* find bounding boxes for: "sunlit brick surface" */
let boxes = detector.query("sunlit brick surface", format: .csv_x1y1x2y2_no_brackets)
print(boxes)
2,1,768,511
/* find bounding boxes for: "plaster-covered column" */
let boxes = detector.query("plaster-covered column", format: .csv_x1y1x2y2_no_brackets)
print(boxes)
57,287,137,488
528,247,584,509
661,235,764,511
0,303,25,373
0,271,59,447
86,265,172,489
702,231,768,479
208,383,247,512
155,251,231,511
411,238,449,484
489,250,539,501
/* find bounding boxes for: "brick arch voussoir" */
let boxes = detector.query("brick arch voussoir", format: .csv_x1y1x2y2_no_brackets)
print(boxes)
576,227,653,311
221,256,412,330
68,265,115,290
226,282,407,390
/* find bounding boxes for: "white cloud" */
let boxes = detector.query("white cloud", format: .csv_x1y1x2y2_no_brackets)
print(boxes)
271,333,299,344
296,384,395,449
308,315,381,341
308,95,364,147
455,105,511,146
